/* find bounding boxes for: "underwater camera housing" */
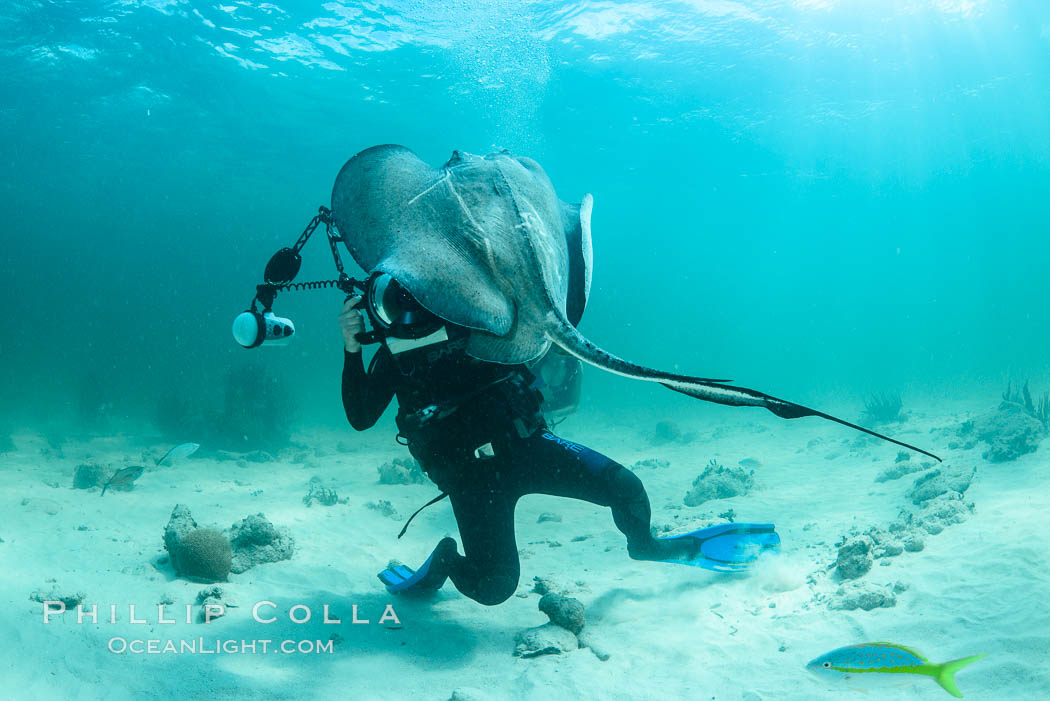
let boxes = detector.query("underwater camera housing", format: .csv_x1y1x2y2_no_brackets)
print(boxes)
231,207,447,353
361,271,448,354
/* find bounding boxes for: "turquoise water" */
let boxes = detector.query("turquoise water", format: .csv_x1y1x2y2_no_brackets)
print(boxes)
2,2,1048,699
5,0,1049,429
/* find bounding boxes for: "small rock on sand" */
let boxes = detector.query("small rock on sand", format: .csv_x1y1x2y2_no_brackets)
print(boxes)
366,500,399,518
196,585,234,623
163,504,199,558
828,581,898,611
874,460,931,483
73,463,108,489
684,460,754,507
449,688,489,701
903,535,925,552
907,464,975,505
631,458,670,469
891,493,973,536
531,576,563,596
539,593,585,634
174,529,232,583
650,420,682,446
835,536,874,580
962,403,1045,462
513,623,579,658
228,513,295,574
30,586,85,608
377,458,426,485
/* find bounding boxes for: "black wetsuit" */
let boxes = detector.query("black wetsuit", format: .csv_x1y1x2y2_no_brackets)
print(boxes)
343,330,668,606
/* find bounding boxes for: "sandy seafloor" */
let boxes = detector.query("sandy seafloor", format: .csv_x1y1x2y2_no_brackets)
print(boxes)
2,396,1047,701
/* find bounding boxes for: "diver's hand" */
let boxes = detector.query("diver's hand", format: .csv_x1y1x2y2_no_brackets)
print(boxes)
339,296,365,352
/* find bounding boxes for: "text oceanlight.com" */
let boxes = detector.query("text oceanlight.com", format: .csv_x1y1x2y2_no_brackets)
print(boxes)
108,638,335,655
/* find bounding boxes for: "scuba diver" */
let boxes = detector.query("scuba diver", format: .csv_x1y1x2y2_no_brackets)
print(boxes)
235,147,936,607
338,273,779,606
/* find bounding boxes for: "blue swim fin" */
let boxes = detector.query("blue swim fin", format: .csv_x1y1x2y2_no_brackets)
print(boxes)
657,522,780,573
377,537,455,594
377,558,439,594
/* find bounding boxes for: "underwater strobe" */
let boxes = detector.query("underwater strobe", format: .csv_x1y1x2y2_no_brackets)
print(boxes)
232,309,295,348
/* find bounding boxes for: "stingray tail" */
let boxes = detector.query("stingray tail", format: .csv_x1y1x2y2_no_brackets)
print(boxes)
546,312,941,462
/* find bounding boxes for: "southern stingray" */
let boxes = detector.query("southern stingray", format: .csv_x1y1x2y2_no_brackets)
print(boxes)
331,144,940,461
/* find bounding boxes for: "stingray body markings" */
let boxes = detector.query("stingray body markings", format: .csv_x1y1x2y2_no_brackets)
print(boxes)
331,144,940,462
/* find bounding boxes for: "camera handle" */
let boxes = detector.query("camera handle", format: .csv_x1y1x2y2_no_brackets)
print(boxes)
345,294,382,346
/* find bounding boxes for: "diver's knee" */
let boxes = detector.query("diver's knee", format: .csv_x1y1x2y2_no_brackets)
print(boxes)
470,574,518,606
608,464,645,499
434,536,459,559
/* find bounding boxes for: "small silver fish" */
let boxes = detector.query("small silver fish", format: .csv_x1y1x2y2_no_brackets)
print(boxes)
807,642,984,698
738,458,763,469
157,442,200,467
101,465,145,496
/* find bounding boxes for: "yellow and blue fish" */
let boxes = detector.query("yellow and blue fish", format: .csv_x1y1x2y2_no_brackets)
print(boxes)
806,642,984,697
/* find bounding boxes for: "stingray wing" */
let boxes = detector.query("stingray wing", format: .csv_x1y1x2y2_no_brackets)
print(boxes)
331,144,515,336
333,145,590,365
